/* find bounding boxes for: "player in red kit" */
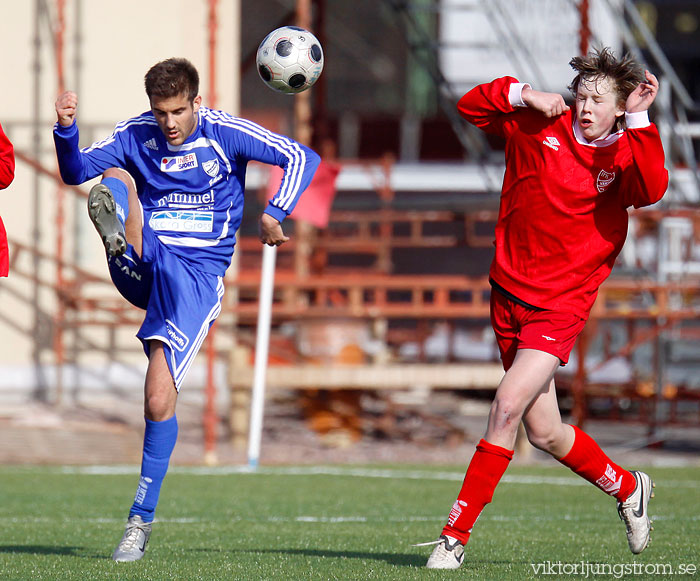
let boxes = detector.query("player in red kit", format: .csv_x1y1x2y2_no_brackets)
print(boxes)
419,48,668,569
0,122,15,277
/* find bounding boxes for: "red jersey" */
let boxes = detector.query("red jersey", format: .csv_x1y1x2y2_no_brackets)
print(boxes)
0,122,14,277
458,76,668,319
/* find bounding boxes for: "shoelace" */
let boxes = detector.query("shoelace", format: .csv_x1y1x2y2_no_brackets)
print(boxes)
119,521,151,551
618,487,641,521
413,536,462,550
412,539,444,547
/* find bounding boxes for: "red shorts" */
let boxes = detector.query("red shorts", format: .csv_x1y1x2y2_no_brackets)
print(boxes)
490,289,587,371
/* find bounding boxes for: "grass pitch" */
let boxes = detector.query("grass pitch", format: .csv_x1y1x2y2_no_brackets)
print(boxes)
0,464,698,580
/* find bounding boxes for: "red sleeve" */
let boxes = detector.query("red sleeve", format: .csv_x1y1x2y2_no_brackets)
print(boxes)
0,123,15,190
619,124,669,209
0,216,7,277
456,76,521,138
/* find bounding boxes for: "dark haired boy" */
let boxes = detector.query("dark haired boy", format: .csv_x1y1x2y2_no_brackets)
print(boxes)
54,57,320,562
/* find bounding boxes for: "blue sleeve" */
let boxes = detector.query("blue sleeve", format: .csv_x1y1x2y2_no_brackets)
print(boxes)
53,121,126,185
264,141,320,223
224,118,321,223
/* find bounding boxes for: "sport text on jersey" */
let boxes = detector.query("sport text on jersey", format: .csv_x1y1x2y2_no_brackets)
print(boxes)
160,153,198,172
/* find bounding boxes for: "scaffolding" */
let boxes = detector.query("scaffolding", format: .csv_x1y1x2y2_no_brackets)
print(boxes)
4,0,700,458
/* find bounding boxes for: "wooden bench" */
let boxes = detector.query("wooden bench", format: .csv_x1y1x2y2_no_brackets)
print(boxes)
229,361,504,448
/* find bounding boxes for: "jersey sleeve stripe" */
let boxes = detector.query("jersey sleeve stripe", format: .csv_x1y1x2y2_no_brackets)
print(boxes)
202,110,307,212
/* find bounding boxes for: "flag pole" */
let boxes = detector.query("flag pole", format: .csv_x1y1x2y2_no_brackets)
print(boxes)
247,243,277,468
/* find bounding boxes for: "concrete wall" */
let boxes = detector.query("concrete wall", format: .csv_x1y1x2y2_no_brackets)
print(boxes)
0,0,239,398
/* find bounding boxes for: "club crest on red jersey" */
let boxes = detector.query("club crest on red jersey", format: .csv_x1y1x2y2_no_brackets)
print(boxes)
596,169,616,192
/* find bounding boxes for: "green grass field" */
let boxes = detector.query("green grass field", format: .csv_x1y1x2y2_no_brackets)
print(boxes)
0,464,698,580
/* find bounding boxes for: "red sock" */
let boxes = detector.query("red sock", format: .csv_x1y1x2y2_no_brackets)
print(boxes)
442,439,513,544
558,425,635,501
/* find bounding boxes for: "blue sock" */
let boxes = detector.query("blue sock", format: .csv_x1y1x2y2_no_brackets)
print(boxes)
129,415,178,523
101,176,129,228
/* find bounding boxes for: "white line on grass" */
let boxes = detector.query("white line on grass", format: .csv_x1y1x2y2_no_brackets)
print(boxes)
8,513,699,525
54,465,700,489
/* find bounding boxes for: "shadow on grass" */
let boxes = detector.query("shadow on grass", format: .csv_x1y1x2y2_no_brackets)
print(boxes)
0,545,106,559
194,547,426,567
246,549,530,567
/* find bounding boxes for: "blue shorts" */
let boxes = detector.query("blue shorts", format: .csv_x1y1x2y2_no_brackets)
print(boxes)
107,229,224,390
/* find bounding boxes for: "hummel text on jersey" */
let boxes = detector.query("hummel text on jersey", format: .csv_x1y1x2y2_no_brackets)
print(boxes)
156,191,214,209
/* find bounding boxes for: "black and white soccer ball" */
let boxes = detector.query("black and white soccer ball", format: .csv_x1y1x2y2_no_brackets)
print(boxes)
256,26,324,94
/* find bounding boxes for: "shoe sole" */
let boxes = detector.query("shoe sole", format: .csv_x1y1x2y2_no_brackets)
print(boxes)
88,184,127,257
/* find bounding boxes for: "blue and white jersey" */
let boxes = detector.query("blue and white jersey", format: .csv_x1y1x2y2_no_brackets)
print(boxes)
53,106,320,276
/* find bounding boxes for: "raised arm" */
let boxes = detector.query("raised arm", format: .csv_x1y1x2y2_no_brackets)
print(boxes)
626,70,659,114
56,91,78,127
521,87,570,118
53,91,126,185
620,72,668,208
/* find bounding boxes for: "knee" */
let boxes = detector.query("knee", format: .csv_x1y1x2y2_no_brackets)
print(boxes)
489,396,525,433
102,167,134,189
145,390,176,422
526,426,563,454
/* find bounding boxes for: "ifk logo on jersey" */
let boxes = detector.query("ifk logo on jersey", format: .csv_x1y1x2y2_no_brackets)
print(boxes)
202,159,220,177
160,153,198,172
596,169,616,192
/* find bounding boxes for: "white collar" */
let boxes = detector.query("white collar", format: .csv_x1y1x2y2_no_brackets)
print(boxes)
572,116,624,147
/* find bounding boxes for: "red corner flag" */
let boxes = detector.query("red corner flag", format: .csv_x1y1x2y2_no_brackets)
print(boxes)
266,160,340,229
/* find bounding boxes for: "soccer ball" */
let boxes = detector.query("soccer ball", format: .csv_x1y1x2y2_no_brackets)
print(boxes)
256,26,324,94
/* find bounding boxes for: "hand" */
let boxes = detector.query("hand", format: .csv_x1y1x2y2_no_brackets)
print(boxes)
626,70,659,114
259,212,290,246
522,87,570,118
55,91,78,127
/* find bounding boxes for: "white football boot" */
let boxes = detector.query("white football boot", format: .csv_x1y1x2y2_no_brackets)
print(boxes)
617,470,655,554
112,515,152,562
416,535,465,569
88,183,127,257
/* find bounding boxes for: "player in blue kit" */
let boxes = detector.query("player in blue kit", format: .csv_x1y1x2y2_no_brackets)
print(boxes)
53,58,320,562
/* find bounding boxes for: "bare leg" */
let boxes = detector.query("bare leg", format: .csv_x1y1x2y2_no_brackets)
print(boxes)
144,340,177,421
522,377,575,458
484,348,560,448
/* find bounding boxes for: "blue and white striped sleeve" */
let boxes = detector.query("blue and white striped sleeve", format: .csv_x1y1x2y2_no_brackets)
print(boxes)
224,117,321,223
53,120,127,185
